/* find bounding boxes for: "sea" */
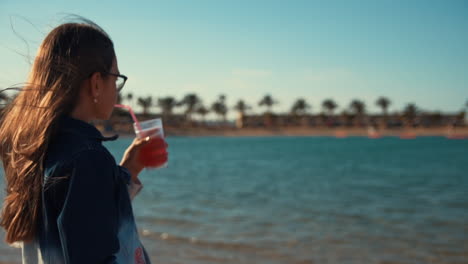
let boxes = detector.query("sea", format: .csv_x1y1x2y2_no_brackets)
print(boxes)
0,136,467,264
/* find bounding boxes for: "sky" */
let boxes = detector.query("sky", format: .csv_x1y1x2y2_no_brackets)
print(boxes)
0,0,467,118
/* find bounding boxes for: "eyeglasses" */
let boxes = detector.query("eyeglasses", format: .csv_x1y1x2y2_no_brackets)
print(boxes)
107,72,128,92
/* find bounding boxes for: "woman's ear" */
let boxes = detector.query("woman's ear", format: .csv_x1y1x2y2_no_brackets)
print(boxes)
89,72,102,99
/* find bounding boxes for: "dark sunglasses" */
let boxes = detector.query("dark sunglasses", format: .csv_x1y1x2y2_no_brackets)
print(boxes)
106,72,128,92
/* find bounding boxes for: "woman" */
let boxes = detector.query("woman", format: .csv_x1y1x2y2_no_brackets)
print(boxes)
0,19,167,263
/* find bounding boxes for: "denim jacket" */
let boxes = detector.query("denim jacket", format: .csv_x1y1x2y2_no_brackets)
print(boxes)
21,116,150,264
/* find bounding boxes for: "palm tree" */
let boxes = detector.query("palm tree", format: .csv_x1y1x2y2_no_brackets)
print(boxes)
321,99,338,127
258,94,278,127
258,94,277,113
234,99,251,128
195,105,210,124
322,99,338,115
233,99,251,115
376,97,391,115
291,98,310,115
376,97,391,128
403,103,418,126
211,95,228,123
290,98,311,127
157,97,177,117
126,92,134,107
137,96,153,115
180,93,201,121
350,100,365,115
350,99,366,126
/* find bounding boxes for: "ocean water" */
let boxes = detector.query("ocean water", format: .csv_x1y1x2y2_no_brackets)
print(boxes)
1,136,467,264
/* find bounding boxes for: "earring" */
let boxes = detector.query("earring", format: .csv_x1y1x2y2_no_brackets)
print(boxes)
94,98,98,103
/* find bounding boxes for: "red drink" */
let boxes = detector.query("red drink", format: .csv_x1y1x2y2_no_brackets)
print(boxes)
138,136,168,167
134,119,168,169
114,105,169,169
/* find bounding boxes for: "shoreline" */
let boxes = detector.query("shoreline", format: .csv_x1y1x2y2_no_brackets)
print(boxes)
102,126,468,138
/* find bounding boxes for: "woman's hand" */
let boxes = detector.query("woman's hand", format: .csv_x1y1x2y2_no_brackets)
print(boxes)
120,137,150,180
119,136,150,181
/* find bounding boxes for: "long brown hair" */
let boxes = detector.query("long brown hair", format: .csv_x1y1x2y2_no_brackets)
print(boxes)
0,20,115,243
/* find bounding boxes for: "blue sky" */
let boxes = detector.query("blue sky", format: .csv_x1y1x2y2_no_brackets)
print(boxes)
0,0,467,117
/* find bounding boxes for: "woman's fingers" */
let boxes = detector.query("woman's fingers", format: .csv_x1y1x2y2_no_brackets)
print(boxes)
133,136,151,148
124,137,168,169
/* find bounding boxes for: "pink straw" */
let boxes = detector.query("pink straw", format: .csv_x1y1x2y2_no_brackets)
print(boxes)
115,104,142,131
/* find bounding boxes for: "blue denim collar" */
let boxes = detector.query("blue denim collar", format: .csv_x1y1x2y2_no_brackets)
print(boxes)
59,116,119,142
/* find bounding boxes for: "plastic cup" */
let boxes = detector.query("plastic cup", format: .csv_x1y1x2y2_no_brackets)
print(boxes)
133,118,168,168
